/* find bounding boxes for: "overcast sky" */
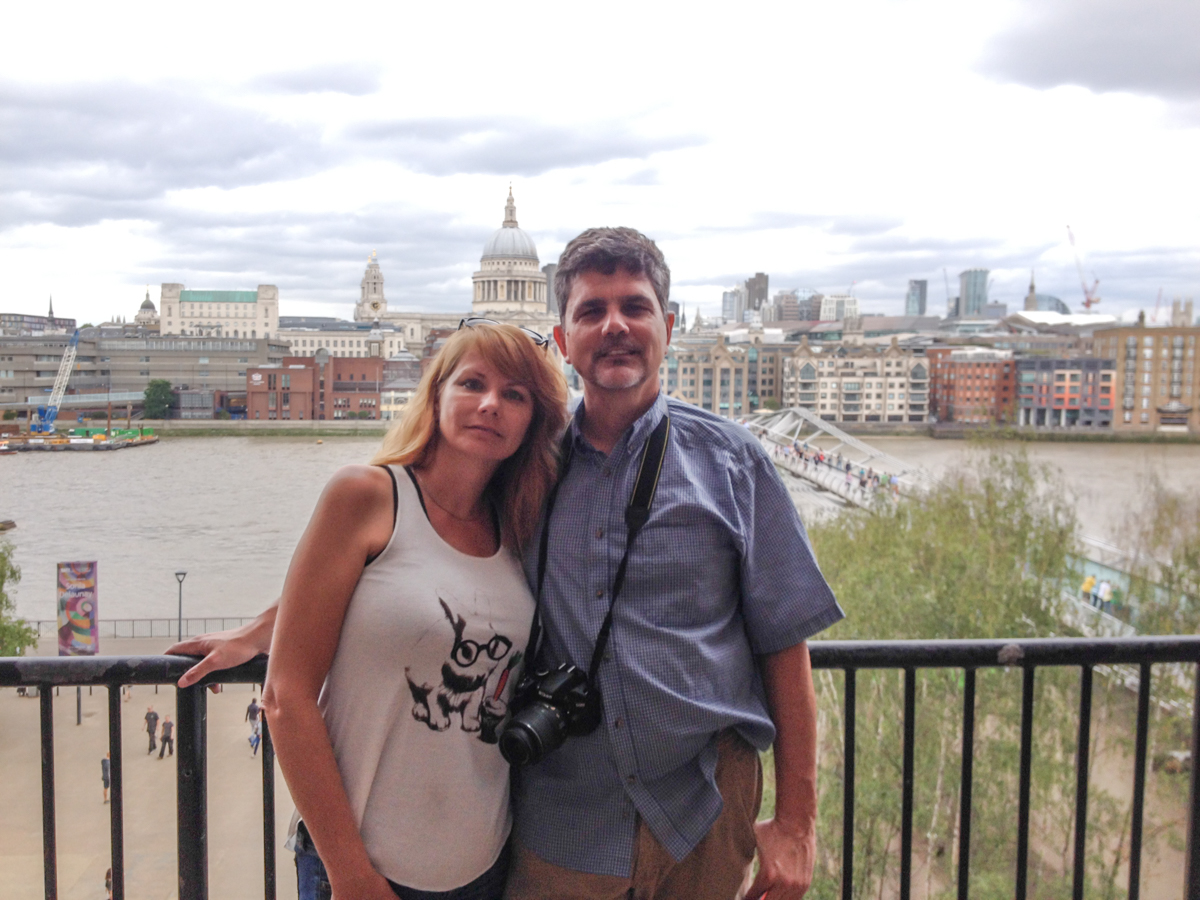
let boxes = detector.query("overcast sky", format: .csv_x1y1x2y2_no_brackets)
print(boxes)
2,0,1197,326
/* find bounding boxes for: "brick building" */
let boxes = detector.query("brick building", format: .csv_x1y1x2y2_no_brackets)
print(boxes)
246,351,383,420
927,347,1016,424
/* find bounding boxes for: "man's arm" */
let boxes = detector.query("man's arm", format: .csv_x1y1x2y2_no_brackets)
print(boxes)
166,601,279,688
745,640,819,900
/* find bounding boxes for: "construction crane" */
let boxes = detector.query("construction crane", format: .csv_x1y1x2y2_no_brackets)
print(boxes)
30,330,80,434
1066,226,1101,309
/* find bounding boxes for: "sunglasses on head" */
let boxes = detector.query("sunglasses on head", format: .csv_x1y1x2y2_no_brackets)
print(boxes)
458,316,549,348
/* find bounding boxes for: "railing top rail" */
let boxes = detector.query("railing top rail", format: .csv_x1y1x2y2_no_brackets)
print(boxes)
0,654,267,686
808,636,1200,668
3,637,1199,687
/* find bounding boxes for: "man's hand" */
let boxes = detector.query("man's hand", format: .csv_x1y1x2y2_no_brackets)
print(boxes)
165,603,277,688
745,817,815,900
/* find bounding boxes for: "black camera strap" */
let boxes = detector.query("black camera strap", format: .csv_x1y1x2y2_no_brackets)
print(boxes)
529,412,671,685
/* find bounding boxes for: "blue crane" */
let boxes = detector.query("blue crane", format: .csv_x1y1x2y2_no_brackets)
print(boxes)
30,330,81,434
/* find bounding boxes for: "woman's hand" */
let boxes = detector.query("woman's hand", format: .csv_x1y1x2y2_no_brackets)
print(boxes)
331,867,397,900
167,604,278,688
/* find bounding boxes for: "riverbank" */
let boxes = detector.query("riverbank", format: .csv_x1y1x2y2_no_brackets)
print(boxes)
103,418,1200,443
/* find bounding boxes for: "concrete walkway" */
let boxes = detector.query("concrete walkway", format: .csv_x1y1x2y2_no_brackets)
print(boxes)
1,637,298,900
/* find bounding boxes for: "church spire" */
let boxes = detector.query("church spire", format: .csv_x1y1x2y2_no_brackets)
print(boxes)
1025,270,1038,311
503,185,518,228
48,294,54,318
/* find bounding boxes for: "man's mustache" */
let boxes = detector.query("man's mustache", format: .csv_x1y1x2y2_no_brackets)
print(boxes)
597,339,640,356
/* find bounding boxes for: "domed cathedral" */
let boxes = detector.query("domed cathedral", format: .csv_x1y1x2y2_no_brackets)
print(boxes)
355,250,387,320
134,286,159,328
471,189,558,338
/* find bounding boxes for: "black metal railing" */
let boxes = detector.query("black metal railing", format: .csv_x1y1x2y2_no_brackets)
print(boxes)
3,637,1199,900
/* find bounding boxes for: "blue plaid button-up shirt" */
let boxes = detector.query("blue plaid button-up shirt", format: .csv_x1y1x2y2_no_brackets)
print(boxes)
512,394,844,877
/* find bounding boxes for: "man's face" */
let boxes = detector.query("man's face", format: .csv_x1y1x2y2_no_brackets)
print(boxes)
554,268,674,397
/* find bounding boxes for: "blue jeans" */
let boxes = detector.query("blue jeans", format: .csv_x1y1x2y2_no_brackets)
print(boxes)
294,822,509,900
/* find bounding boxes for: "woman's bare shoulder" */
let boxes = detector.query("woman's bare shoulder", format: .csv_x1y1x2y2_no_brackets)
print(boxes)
319,464,394,515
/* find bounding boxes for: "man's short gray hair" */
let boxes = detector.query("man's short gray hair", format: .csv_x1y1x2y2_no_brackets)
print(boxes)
554,227,670,320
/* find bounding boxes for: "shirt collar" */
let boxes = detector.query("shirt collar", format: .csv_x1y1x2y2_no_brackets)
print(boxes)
569,391,667,459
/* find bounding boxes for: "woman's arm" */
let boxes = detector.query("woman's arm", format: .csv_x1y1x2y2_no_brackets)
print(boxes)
261,464,397,900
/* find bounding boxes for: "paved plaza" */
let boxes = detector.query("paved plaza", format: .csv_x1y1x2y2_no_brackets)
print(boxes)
1,636,298,900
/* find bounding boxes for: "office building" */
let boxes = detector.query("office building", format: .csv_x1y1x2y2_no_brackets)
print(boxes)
745,273,769,312
1013,357,1114,428
159,284,278,339
818,294,859,321
959,269,989,318
905,280,927,316
1094,325,1199,433
722,287,746,324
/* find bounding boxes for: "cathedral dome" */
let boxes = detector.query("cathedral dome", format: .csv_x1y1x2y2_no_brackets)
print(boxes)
481,188,539,262
140,296,157,311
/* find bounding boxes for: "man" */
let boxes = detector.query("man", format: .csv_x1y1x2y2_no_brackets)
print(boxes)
144,705,159,754
158,714,175,758
101,752,111,803
504,228,842,899
247,695,262,755
168,226,841,899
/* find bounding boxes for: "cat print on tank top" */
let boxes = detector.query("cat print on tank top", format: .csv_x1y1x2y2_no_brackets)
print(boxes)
405,597,523,744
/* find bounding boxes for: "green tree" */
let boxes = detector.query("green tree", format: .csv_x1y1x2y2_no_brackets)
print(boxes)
0,540,36,656
2,410,16,420
800,446,1142,900
143,379,176,419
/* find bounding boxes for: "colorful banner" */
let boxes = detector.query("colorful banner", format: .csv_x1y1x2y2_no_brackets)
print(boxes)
57,561,99,656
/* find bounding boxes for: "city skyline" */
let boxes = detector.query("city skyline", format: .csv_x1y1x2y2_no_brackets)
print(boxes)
2,0,1197,325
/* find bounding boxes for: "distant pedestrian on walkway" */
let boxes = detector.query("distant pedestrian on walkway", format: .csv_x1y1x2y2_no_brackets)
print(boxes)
144,706,159,754
249,716,262,756
158,714,174,758
101,752,110,803
105,867,113,900
1081,574,1096,604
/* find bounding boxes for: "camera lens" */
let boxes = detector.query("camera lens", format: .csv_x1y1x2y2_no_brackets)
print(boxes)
499,701,568,766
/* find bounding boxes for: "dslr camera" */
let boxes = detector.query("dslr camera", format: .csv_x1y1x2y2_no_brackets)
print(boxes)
499,664,601,766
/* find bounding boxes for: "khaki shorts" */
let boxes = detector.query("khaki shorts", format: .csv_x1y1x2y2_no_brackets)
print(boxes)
505,730,763,900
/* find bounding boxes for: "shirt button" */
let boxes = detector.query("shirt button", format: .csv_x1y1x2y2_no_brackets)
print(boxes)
604,469,613,477
595,589,604,598
614,717,623,728
596,528,604,539
626,774,636,785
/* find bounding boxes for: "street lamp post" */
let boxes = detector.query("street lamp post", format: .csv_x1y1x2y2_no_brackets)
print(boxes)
175,570,187,641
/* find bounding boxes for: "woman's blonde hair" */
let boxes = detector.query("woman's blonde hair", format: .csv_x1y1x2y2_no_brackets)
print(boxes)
370,322,568,551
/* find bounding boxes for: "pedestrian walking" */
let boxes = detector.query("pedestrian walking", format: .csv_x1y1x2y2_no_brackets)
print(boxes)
105,867,113,900
101,752,110,803
246,695,262,754
144,706,159,754
158,714,174,758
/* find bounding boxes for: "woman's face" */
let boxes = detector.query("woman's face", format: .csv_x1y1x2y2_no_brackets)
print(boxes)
436,349,536,465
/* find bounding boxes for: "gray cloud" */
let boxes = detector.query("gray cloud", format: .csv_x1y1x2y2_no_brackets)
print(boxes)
979,0,1200,102
250,63,382,96
346,117,705,177
0,81,326,228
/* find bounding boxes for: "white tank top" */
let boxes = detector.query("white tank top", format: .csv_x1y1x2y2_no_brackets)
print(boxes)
317,465,534,891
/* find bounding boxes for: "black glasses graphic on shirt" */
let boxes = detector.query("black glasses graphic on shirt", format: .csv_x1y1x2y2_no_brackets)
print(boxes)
452,633,513,667
458,316,550,348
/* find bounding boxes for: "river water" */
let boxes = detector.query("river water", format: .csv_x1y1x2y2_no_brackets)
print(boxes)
2,435,1198,621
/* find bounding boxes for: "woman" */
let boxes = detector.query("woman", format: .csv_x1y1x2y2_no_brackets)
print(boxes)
262,321,567,900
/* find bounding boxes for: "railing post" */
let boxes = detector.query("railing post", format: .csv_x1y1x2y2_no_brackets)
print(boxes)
1185,663,1200,900
900,667,916,900
107,686,125,900
262,716,277,900
40,685,58,900
176,684,208,900
842,669,856,900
